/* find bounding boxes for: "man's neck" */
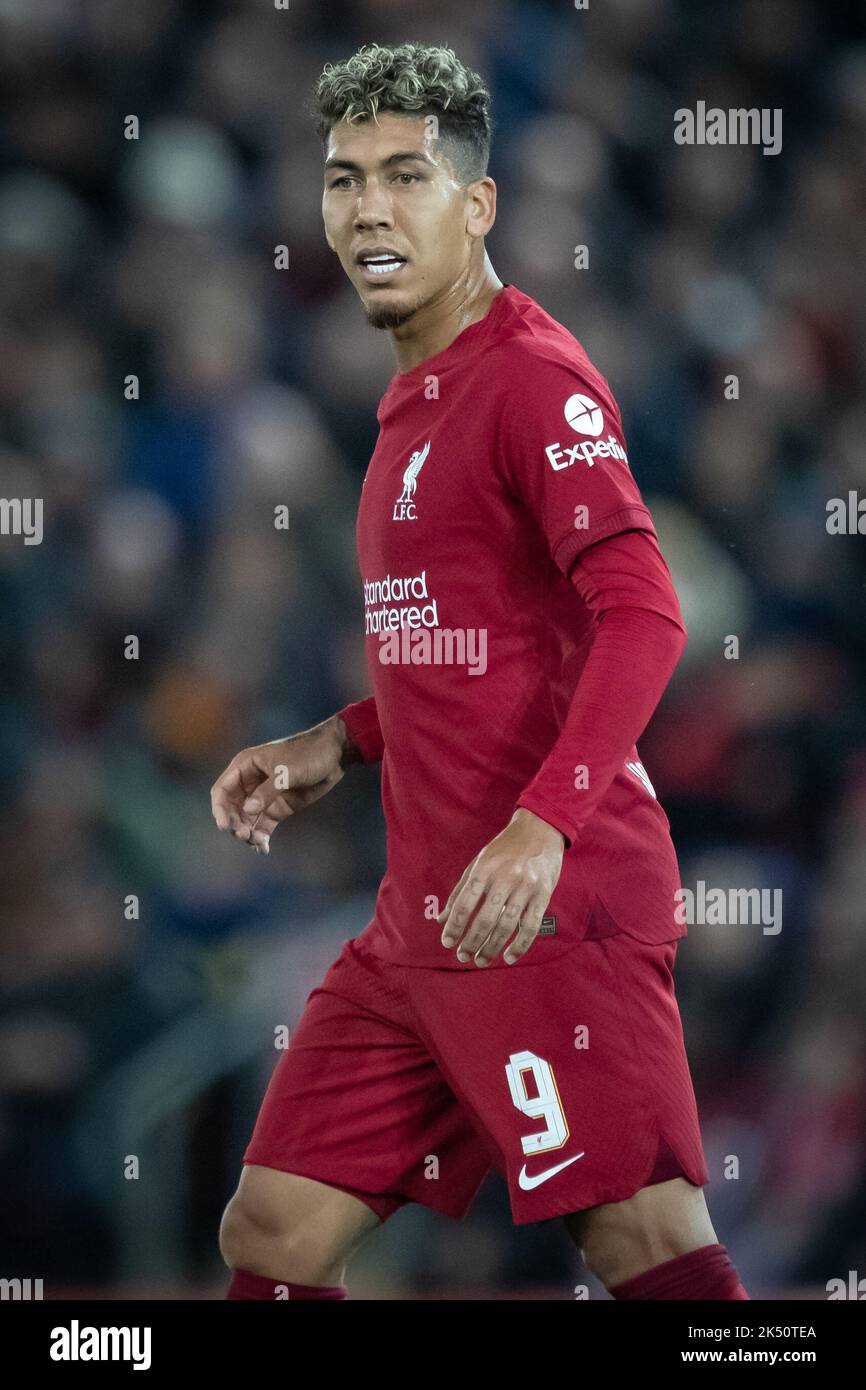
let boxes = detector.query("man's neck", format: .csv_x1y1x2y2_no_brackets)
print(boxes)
391,257,505,373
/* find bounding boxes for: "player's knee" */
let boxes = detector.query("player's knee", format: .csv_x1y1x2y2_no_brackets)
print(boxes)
219,1191,338,1282
219,1192,259,1270
220,1174,363,1284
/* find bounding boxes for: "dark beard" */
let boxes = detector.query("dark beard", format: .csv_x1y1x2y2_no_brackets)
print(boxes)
365,297,422,331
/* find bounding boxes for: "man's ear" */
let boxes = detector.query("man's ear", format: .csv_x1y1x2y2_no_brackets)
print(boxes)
466,176,496,239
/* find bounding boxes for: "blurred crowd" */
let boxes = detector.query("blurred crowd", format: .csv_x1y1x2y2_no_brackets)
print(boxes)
1,0,865,1296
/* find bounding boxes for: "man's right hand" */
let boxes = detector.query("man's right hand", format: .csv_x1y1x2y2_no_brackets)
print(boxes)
210,715,359,854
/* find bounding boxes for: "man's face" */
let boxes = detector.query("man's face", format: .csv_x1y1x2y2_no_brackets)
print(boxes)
322,111,480,329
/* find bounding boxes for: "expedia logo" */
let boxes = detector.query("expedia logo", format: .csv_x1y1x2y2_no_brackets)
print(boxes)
544,393,628,470
564,393,604,436
545,436,628,470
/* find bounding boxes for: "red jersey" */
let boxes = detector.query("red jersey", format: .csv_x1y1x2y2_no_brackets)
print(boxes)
338,284,687,967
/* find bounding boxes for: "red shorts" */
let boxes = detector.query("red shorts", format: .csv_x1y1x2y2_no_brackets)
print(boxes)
243,931,709,1225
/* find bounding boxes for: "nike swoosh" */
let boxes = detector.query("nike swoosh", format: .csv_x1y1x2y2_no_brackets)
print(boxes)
518,1152,585,1190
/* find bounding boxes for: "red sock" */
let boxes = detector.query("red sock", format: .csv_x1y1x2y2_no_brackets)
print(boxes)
226,1268,347,1300
610,1243,750,1300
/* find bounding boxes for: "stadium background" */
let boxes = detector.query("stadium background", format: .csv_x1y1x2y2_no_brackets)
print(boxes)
1,0,864,1299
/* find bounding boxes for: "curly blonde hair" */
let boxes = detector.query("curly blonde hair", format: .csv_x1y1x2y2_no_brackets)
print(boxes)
312,41,492,184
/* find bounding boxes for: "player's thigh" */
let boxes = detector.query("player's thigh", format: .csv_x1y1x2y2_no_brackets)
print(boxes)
563,1176,717,1280
221,1164,381,1262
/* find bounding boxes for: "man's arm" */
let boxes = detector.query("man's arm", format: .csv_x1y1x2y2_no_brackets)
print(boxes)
438,526,686,963
515,527,686,845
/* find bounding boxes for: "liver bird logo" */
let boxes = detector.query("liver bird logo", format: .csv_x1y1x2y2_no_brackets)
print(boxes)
397,439,431,504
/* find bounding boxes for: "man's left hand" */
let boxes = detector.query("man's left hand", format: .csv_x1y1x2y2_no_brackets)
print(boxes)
437,808,566,967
